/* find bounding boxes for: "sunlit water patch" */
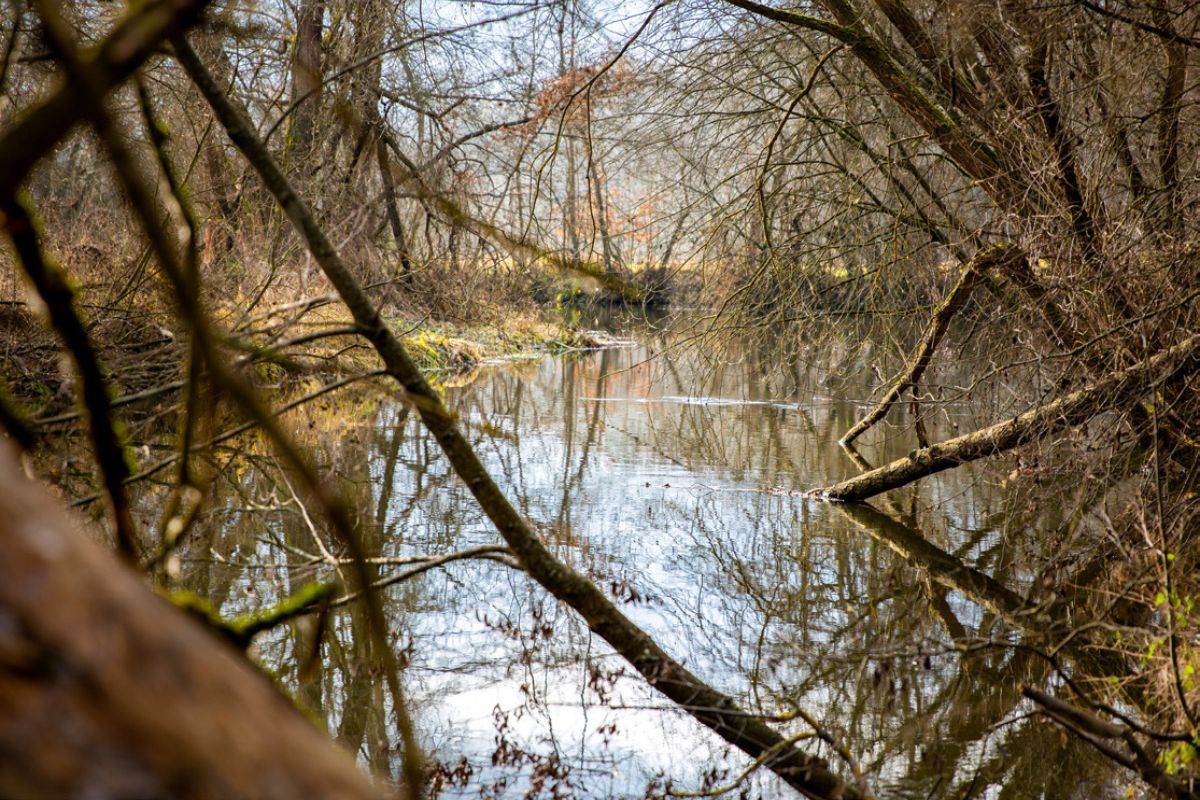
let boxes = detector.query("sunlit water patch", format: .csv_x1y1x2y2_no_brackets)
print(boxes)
174,318,1120,799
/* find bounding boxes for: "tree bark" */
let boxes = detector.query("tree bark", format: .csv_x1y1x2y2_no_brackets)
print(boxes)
355,1,413,285
0,442,392,800
869,0,985,118
287,0,324,173
819,332,1200,502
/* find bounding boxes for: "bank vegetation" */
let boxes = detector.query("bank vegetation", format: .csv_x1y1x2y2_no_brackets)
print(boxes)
0,0,1198,798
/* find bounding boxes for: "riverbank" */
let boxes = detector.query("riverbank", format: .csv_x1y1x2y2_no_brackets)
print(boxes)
0,288,628,424
392,314,629,374
240,304,632,393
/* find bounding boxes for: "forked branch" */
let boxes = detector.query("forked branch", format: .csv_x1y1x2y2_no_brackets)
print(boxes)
820,332,1200,502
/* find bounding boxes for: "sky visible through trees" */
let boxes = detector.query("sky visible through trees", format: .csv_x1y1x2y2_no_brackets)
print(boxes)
1,1,1199,798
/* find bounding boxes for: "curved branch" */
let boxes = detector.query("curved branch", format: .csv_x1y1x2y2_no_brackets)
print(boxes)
840,244,1020,445
174,35,864,800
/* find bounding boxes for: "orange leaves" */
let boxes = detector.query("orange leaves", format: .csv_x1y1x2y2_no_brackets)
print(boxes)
501,57,637,141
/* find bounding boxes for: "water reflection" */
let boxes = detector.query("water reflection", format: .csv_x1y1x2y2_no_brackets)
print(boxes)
174,318,1126,798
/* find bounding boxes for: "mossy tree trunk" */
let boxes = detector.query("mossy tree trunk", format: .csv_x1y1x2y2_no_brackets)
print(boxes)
0,443,391,800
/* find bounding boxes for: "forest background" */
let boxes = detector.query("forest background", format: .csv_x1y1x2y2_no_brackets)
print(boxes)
0,0,1199,798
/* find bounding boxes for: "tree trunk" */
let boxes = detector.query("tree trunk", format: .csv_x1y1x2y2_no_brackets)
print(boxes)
819,332,1200,502
354,0,412,286
0,443,391,800
584,98,621,275
377,137,413,282
288,0,324,173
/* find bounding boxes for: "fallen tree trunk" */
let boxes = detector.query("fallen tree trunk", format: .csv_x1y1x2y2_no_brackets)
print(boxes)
0,443,392,800
818,332,1200,502
840,244,1020,445
173,37,863,800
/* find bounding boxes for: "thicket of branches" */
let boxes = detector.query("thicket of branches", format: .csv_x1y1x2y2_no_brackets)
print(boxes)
1,0,1199,798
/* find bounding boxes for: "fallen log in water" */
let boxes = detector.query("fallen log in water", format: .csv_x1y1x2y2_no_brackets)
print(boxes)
818,332,1200,502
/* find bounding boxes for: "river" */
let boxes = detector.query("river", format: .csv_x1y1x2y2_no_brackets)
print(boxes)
176,313,1121,799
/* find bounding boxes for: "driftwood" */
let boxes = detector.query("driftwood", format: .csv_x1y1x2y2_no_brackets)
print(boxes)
0,443,392,800
819,332,1200,502
840,244,1021,445
173,36,863,800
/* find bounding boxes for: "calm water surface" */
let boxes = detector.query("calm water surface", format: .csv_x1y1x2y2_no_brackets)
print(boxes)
177,315,1120,799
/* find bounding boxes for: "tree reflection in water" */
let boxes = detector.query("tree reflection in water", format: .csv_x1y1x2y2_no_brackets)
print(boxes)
169,319,1142,798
